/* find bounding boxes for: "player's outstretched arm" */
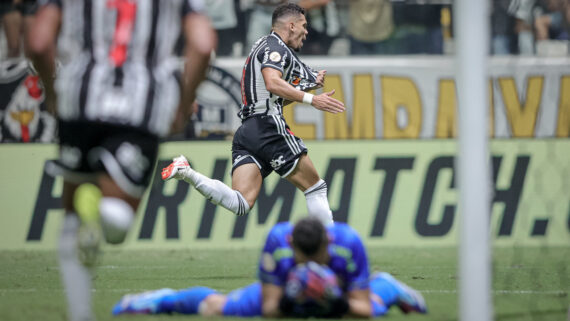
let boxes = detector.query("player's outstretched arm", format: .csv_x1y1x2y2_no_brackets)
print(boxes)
262,68,345,114
182,13,217,105
26,3,61,115
172,12,217,134
261,283,284,318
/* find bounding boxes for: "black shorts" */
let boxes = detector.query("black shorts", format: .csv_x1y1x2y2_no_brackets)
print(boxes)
46,121,159,198
231,115,308,178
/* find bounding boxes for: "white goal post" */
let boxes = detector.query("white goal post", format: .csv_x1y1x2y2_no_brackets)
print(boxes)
454,1,493,321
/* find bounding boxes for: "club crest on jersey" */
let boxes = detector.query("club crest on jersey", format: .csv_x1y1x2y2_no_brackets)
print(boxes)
0,60,56,143
261,252,276,272
269,51,281,62
291,76,301,86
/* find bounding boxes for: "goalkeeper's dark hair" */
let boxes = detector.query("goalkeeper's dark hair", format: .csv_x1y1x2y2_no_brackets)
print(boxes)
272,3,305,27
292,217,327,257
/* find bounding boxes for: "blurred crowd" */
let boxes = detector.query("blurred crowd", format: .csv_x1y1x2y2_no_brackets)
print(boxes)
1,0,569,59
203,0,452,56
0,0,568,144
492,0,570,55
186,0,570,57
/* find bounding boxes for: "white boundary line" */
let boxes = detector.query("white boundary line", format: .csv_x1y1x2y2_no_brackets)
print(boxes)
420,290,568,295
0,288,567,295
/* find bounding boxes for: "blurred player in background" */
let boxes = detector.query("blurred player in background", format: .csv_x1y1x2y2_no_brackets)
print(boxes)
162,3,344,225
0,0,37,58
27,1,216,320
112,217,427,318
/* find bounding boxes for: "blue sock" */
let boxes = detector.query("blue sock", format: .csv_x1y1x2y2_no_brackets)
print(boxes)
159,287,217,314
371,299,389,317
370,273,400,307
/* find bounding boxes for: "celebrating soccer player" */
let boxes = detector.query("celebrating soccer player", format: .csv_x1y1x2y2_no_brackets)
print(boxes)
162,3,345,225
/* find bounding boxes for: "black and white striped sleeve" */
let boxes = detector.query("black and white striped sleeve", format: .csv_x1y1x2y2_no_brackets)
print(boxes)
259,41,289,74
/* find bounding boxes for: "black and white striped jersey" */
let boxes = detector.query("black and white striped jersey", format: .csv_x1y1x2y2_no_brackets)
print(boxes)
239,31,319,120
38,0,204,137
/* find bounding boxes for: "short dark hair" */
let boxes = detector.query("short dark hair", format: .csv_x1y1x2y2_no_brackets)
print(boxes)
292,217,327,256
272,3,306,27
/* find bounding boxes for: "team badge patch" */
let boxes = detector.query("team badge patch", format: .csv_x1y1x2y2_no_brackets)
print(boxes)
261,252,276,272
269,51,281,62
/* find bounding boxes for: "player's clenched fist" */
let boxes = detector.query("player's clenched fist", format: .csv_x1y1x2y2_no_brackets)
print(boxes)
315,70,327,88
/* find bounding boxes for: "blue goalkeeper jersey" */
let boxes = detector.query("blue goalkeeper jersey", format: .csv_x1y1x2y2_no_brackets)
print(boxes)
258,222,370,292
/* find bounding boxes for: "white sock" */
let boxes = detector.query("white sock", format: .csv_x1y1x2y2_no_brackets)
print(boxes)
99,197,135,244
304,179,334,225
58,215,94,321
182,168,250,216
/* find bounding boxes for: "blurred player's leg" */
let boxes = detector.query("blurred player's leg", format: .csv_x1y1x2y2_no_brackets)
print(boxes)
59,173,138,320
74,178,136,259
113,283,262,317
370,272,427,314
286,154,333,225
113,287,217,315
162,155,254,216
113,288,176,314
73,183,102,266
58,182,95,321
97,175,136,244
370,297,389,317
2,9,22,58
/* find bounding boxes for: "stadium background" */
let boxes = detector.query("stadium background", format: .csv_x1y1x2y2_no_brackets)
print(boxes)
1,56,568,250
0,0,569,320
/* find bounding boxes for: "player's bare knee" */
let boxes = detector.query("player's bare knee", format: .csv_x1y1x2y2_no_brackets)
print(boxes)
198,294,226,316
100,198,135,244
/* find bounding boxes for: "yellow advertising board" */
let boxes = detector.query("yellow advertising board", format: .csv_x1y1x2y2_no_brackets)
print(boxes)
212,57,570,139
2,57,569,143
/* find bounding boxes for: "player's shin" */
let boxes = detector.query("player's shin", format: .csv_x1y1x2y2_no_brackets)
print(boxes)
58,214,94,321
371,298,389,317
112,287,218,315
304,179,333,225
184,169,251,216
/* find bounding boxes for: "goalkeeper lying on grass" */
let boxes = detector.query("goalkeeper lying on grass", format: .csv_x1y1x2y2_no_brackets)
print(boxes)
113,218,427,318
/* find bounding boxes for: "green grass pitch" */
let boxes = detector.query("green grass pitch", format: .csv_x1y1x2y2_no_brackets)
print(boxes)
0,247,568,321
